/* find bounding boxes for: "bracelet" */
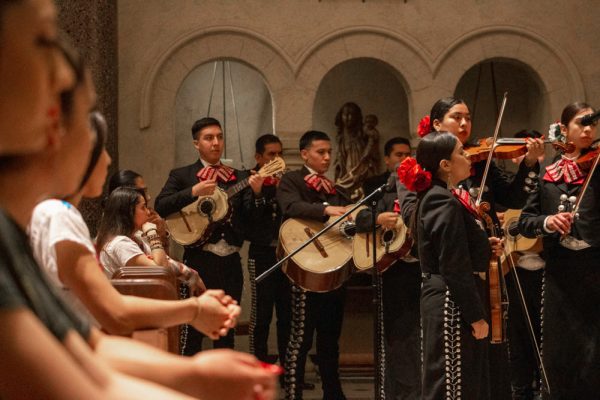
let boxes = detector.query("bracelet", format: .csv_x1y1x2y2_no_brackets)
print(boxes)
146,233,160,242
150,244,164,251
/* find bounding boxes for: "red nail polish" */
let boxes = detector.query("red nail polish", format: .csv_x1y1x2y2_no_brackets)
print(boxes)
260,362,283,375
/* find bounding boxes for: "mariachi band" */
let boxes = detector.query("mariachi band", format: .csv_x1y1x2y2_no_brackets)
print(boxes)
156,99,599,400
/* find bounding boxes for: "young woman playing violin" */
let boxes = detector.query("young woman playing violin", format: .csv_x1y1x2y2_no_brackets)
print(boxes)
518,102,600,399
430,97,546,399
398,132,503,400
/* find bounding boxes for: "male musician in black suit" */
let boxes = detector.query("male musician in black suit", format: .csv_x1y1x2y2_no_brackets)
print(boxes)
277,130,351,400
356,137,422,400
243,134,291,368
155,117,253,355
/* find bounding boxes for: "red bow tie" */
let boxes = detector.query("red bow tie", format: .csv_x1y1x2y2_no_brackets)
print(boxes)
543,157,585,184
197,164,236,183
304,173,336,194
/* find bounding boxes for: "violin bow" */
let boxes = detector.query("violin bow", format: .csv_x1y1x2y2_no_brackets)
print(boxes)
475,92,508,207
571,148,600,218
504,251,552,395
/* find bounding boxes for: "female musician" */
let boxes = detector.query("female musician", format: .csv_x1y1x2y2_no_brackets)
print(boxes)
398,132,502,400
518,102,600,398
427,97,545,399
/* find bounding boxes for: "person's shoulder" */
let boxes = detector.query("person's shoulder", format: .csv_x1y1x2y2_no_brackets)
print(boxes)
422,186,459,210
170,160,201,175
105,235,134,249
31,199,81,226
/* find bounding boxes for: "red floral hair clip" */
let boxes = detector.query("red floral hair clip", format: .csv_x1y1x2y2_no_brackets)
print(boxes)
397,157,432,192
417,115,431,138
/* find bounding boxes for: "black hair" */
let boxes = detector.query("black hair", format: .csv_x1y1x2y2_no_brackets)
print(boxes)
255,133,282,154
384,137,411,156
409,132,458,244
191,117,221,139
560,102,596,126
299,130,330,151
428,97,467,133
108,169,142,194
334,102,363,130
76,111,107,191
96,186,145,251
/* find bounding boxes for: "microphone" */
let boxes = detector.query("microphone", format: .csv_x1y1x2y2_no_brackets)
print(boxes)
507,221,520,237
581,109,600,126
384,173,396,191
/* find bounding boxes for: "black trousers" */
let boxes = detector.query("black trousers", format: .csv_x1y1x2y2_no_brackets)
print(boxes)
506,267,543,400
421,274,490,400
382,261,422,400
182,249,244,355
541,246,600,399
284,284,346,400
248,244,291,363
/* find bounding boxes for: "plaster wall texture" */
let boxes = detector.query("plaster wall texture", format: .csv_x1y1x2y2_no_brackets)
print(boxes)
117,0,599,201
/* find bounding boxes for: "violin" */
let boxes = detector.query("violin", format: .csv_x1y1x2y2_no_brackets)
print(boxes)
576,146,600,171
476,202,507,344
465,137,575,163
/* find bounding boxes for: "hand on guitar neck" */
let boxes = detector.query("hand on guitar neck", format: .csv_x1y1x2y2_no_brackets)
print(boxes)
248,173,265,195
192,179,217,197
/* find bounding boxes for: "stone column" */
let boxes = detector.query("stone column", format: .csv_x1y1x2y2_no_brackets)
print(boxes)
56,0,118,236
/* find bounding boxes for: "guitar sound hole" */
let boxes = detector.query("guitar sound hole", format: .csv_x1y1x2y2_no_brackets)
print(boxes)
381,229,395,244
198,198,215,216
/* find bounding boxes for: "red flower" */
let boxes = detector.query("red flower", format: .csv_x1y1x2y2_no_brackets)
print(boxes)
417,115,431,138
397,157,432,192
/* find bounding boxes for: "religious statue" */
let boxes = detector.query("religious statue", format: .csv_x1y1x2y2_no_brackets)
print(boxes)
333,102,381,201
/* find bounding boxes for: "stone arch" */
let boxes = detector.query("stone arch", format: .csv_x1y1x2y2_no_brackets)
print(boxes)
274,26,431,141
139,26,294,130
432,25,585,119
131,27,294,199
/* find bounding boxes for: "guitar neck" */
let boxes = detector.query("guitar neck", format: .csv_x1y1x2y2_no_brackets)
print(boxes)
225,177,250,198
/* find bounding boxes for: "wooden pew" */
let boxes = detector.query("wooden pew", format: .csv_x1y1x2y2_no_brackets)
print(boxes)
111,266,181,354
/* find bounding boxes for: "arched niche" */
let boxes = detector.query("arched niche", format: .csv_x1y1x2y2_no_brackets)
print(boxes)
454,59,547,140
175,60,274,170
312,58,410,174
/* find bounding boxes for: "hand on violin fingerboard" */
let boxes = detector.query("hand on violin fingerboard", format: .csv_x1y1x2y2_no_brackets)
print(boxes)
523,138,545,167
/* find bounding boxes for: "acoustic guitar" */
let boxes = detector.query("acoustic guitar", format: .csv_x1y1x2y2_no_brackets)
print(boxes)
501,208,543,271
352,210,412,273
277,214,356,292
166,157,286,246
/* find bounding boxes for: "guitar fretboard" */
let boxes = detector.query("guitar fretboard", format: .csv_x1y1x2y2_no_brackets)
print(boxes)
225,178,250,198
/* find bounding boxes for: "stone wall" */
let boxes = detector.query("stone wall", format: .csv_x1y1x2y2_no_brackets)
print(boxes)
117,0,598,199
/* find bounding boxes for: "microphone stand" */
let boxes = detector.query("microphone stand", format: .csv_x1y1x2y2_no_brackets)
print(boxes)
255,182,387,284
254,183,388,400
367,188,386,400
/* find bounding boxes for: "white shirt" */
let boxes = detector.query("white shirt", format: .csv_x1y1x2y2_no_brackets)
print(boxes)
29,199,98,324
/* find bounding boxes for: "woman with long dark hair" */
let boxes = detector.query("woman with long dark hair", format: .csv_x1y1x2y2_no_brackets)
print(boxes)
398,132,503,399
519,102,600,398
107,169,171,253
